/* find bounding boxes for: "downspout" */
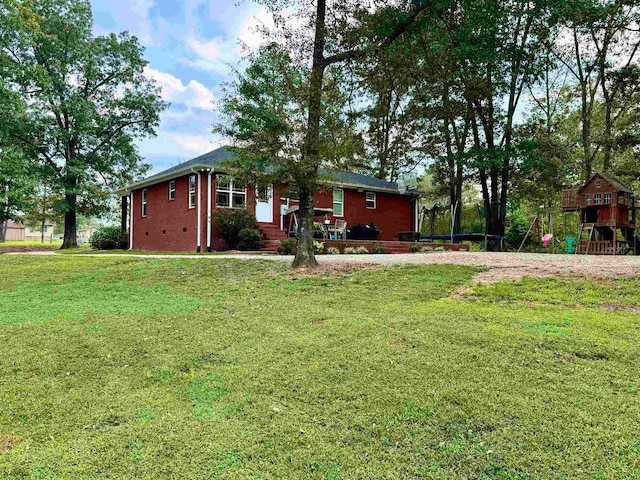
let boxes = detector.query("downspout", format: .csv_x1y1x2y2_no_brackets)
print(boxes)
207,170,213,251
129,191,134,250
190,168,202,252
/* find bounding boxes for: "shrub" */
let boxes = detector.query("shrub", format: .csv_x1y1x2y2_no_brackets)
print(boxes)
372,245,386,254
409,243,421,253
313,222,326,239
505,209,529,248
314,241,324,254
420,246,434,253
237,228,264,251
344,247,357,254
326,247,340,255
434,246,445,252
213,208,258,249
356,246,369,254
89,226,127,250
278,238,297,255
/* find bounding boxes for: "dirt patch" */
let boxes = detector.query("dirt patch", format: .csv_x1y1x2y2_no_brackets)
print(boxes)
287,262,381,277
601,302,640,314
0,434,21,453
0,245,57,254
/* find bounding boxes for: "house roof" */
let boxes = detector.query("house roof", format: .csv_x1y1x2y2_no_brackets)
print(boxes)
117,146,408,195
578,172,633,194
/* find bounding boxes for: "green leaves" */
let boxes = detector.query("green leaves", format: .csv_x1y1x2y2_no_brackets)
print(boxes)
0,0,166,243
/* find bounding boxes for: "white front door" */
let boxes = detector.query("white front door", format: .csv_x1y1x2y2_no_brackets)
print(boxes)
256,184,273,223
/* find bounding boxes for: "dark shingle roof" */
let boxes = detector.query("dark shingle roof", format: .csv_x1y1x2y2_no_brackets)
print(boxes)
141,147,235,184
126,146,402,193
318,168,398,190
578,172,633,194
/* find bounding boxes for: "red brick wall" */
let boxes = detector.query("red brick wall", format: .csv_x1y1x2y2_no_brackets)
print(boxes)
132,173,201,251
311,187,414,240
132,179,414,251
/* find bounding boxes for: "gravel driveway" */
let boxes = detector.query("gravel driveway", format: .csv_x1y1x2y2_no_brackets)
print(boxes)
311,251,640,281
18,250,640,281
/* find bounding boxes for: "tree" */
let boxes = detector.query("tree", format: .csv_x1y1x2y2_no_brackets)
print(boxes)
21,183,65,243
0,0,166,248
0,147,36,242
551,0,640,178
218,0,433,267
430,0,552,248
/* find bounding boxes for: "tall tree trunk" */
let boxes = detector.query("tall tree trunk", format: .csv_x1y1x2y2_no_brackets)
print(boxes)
61,141,78,249
62,192,78,249
603,101,613,172
293,0,327,268
0,221,6,243
292,186,316,268
581,85,593,180
40,193,46,243
454,163,463,235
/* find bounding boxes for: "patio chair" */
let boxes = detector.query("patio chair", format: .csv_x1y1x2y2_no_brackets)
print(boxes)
333,220,347,239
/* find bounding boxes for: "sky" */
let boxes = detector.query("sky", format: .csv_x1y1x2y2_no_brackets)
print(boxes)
89,0,274,175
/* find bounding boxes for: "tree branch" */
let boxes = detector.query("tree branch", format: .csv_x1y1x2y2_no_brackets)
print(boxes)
323,1,433,67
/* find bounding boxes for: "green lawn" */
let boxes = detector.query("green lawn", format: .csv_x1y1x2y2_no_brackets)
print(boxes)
0,256,639,479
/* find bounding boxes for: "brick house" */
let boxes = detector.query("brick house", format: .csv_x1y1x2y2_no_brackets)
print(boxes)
116,147,420,252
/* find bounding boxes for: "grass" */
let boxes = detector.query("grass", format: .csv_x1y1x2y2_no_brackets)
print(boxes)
55,248,237,255
0,256,640,478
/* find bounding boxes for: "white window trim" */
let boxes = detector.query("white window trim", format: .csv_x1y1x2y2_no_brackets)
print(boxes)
596,181,601,188
168,180,176,200
594,193,602,205
188,175,196,209
333,188,344,217
215,176,247,208
365,191,376,209
604,193,611,204
141,189,147,217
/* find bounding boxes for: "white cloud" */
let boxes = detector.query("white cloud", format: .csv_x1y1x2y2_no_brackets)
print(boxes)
237,7,274,50
173,135,224,154
183,5,275,75
144,67,215,110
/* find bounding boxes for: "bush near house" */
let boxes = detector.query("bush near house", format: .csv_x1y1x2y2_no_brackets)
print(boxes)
237,228,264,251
278,238,297,255
214,209,259,250
89,226,127,250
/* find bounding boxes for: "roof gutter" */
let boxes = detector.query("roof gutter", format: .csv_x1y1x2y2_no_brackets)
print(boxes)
114,163,214,196
317,179,420,195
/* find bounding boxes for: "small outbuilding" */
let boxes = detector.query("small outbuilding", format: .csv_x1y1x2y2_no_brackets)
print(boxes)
562,172,636,255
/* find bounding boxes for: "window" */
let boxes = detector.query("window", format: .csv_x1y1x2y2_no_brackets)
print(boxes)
586,195,592,205
365,192,376,209
188,175,196,209
43,226,48,233
215,175,246,208
168,180,176,200
594,193,601,205
604,193,611,204
595,180,601,188
333,189,344,217
141,189,148,216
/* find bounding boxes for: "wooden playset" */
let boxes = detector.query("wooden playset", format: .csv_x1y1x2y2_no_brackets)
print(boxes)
561,172,636,255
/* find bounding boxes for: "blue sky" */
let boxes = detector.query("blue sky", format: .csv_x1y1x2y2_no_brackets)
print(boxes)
89,0,274,175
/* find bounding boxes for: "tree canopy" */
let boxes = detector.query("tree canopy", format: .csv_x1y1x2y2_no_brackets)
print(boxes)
0,0,166,248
